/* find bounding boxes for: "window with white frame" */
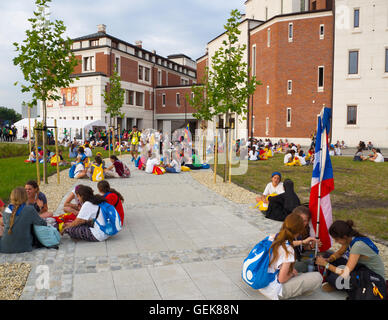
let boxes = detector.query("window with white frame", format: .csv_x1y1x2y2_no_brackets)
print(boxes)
126,90,134,105
347,105,357,125
287,80,292,95
115,57,120,73
83,56,94,72
267,28,271,47
176,93,181,107
266,85,270,104
252,45,256,76
320,24,325,39
265,117,269,135
354,8,360,28
349,50,359,75
144,67,150,82
191,92,195,101
162,93,166,106
136,92,144,107
286,108,292,127
138,65,143,80
318,66,324,91
385,48,388,73
158,70,162,86
288,23,293,42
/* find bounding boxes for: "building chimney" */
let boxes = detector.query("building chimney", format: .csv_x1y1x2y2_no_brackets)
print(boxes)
97,24,106,34
135,40,143,48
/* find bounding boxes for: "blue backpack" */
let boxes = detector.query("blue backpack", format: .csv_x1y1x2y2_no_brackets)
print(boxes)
94,202,122,236
69,163,77,178
33,225,61,248
242,236,279,289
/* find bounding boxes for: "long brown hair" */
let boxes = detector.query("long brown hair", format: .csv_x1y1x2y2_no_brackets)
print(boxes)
97,180,124,202
8,187,28,235
269,213,305,273
329,220,365,239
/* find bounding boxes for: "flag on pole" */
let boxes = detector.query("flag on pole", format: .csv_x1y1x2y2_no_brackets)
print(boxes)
184,123,191,143
309,107,334,252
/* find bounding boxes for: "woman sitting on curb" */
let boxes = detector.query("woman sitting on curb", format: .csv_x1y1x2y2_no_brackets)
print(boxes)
0,187,47,253
259,213,323,300
315,220,386,299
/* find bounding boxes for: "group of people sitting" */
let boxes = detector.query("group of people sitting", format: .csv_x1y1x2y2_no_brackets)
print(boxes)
283,146,314,166
0,180,124,253
354,147,385,163
248,209,387,300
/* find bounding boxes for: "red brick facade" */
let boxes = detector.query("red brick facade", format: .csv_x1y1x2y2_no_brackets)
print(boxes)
155,87,196,115
309,0,332,11
196,56,208,84
249,12,333,138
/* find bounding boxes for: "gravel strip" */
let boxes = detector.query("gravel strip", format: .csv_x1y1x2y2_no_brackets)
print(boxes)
0,263,31,300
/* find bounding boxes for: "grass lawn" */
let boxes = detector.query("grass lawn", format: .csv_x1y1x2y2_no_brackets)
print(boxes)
0,145,119,202
214,153,388,241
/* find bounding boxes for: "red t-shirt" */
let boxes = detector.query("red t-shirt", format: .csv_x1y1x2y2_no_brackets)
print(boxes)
113,160,124,176
105,192,124,225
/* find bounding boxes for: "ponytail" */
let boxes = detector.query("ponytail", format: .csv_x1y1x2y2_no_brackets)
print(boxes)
8,187,28,235
8,204,19,235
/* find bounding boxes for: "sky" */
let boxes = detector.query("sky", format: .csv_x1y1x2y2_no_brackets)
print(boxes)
0,0,245,114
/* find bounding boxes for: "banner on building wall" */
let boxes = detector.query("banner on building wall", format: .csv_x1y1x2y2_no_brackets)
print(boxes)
85,86,93,106
60,87,79,106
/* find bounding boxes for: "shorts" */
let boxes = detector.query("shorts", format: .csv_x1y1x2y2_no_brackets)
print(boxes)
130,144,138,152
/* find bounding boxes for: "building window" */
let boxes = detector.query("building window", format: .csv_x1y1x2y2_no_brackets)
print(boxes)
83,56,94,72
265,7,268,20
318,66,324,91
300,0,306,12
312,1,317,10
126,90,134,105
162,93,166,106
267,28,271,47
320,24,325,39
385,48,388,73
90,39,99,47
91,116,93,120
354,9,360,28
286,108,292,127
86,116,88,120
158,70,162,86
349,50,359,75
265,117,269,135
176,93,181,107
287,80,292,95
144,67,150,82
115,57,120,73
347,105,357,125
288,23,293,42
266,85,270,104
138,65,143,80
191,92,195,101
252,45,256,76
136,92,144,107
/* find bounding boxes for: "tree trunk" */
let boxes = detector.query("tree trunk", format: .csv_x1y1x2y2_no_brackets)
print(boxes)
42,100,48,184
224,111,230,183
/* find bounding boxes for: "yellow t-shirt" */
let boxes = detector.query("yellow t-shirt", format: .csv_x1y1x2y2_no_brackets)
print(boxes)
130,131,141,145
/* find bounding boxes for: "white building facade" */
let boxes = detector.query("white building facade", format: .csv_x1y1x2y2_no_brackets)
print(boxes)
332,0,388,147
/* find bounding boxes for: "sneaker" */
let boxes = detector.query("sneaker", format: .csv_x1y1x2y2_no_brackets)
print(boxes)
322,282,336,292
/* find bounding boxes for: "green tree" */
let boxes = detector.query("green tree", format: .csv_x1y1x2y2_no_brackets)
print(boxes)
189,9,261,182
102,64,125,127
13,0,78,184
0,106,22,124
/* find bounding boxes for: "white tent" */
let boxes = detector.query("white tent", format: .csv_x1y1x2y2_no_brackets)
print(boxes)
13,117,108,141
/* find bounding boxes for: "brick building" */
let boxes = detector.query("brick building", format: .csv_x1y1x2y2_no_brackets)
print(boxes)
43,24,197,136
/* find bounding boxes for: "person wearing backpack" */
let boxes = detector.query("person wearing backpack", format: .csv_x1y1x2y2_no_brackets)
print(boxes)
61,185,121,242
315,220,386,300
88,156,105,182
0,187,47,253
245,213,323,300
97,180,124,225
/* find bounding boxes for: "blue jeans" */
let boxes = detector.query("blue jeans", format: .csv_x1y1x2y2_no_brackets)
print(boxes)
165,167,177,173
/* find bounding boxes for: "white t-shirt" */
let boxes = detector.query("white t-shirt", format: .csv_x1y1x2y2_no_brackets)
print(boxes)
299,156,307,166
259,234,295,300
71,188,80,205
77,201,109,241
170,159,181,172
375,153,384,163
84,147,92,157
263,182,285,197
249,150,258,161
284,153,293,164
291,146,298,152
74,163,85,176
145,158,160,173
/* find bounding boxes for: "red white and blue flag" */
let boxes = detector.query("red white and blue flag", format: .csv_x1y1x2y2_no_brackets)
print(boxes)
309,107,334,252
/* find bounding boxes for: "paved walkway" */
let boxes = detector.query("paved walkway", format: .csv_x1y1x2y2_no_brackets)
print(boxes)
2,158,346,300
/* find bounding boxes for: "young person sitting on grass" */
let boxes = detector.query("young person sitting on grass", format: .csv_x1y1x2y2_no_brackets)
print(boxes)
258,213,323,300
255,172,285,207
315,220,386,298
0,187,47,253
25,180,53,218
